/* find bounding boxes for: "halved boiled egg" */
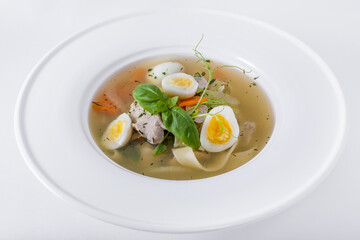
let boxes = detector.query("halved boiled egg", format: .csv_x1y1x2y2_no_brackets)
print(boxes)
200,106,239,152
101,113,133,150
147,62,184,86
161,73,199,99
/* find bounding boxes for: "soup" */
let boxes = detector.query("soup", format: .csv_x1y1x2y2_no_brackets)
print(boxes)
89,53,274,180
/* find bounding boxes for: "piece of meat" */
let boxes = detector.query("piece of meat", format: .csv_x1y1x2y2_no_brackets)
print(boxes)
239,121,256,145
194,76,208,90
128,102,166,144
186,105,208,124
207,79,240,105
208,79,226,92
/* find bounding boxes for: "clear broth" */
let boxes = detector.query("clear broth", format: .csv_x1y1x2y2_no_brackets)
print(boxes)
89,56,274,180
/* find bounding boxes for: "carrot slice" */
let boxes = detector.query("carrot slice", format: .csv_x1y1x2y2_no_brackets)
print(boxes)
92,93,118,114
178,96,207,107
93,68,146,114
92,86,124,114
117,68,146,96
131,68,146,82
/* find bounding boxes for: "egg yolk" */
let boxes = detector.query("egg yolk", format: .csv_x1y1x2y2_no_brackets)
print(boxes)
109,119,125,141
170,77,193,88
207,114,232,144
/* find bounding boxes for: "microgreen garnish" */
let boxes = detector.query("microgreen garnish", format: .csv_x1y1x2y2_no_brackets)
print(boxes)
190,35,251,115
192,108,227,134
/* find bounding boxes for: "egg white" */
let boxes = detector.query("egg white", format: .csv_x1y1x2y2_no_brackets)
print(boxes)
101,113,133,150
200,106,239,152
161,73,198,99
147,62,184,86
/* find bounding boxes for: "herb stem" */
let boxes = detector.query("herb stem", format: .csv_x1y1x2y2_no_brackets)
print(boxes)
190,35,214,115
190,35,249,115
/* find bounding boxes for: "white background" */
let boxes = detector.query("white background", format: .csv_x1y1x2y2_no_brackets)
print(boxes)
1,0,359,239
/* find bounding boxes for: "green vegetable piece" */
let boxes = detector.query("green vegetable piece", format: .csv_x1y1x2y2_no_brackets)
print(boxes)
166,96,179,108
161,107,200,149
133,84,169,114
118,144,141,162
194,72,201,78
153,143,167,156
209,79,216,85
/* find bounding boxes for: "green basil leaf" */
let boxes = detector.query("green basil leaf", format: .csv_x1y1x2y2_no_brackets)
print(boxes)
166,96,179,109
133,84,167,102
133,84,169,114
153,143,167,156
141,101,168,114
161,107,200,149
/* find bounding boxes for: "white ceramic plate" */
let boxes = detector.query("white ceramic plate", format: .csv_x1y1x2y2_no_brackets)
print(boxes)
14,9,346,233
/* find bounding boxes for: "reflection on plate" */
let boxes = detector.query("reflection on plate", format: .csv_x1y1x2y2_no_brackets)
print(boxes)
14,9,346,233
